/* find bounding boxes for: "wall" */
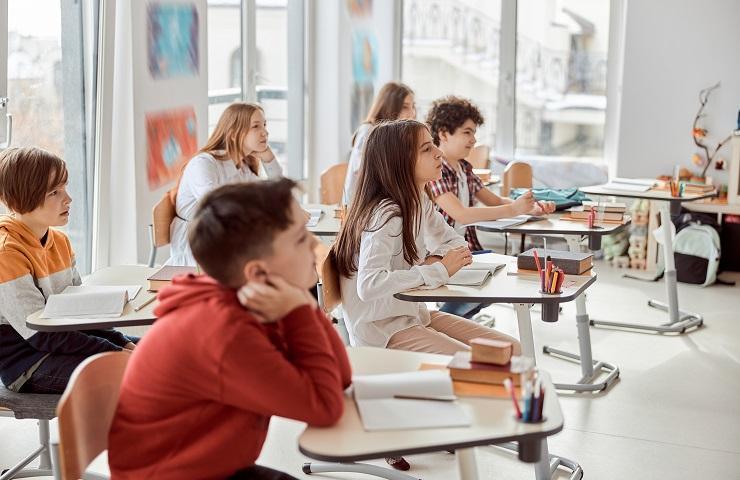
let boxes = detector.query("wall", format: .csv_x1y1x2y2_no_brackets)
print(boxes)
615,0,740,184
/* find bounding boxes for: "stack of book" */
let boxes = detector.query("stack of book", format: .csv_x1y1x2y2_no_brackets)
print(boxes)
447,338,519,386
147,265,198,291
566,201,627,223
681,182,714,195
517,248,593,275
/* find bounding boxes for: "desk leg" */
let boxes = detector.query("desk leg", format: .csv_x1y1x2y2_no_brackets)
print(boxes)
515,303,536,359
496,441,584,480
590,205,704,334
541,237,620,392
456,447,479,480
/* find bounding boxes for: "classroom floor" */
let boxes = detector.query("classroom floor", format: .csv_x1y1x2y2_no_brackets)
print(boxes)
2,260,740,479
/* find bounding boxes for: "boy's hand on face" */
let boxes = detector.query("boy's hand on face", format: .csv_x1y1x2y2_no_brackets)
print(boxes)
237,275,312,323
440,246,473,276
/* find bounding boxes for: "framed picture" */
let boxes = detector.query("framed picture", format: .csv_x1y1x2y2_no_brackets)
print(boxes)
729,133,740,205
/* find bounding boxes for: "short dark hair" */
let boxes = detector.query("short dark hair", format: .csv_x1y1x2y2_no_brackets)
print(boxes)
0,147,69,214
188,178,298,287
425,96,485,146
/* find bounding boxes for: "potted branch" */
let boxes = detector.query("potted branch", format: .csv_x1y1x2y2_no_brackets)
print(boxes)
691,82,732,183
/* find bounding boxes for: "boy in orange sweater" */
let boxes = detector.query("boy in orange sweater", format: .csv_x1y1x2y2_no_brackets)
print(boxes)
109,179,351,480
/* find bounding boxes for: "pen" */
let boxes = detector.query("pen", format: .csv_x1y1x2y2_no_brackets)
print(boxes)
533,248,542,273
537,385,545,421
134,294,156,312
392,394,456,402
531,378,542,421
503,378,522,419
545,256,552,292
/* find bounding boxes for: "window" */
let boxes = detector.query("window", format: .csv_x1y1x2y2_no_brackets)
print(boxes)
515,0,609,159
206,0,242,131
2,0,98,273
402,0,502,152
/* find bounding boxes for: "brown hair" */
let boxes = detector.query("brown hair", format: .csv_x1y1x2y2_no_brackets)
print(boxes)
189,178,297,288
365,82,414,124
0,147,69,214
200,102,264,174
425,95,484,146
334,120,429,277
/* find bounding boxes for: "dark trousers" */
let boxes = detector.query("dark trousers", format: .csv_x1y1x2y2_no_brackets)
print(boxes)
227,465,299,480
19,334,139,394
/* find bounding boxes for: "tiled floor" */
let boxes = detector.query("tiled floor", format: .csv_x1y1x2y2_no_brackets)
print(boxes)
3,261,740,479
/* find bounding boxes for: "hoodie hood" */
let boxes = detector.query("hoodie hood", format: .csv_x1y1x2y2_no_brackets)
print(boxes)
0,215,51,250
154,274,237,318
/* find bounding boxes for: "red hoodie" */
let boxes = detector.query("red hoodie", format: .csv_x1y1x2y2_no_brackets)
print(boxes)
108,274,351,480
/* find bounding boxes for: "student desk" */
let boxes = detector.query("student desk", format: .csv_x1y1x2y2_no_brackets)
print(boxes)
394,254,594,479
303,203,342,237
299,347,571,480
473,215,627,393
26,265,158,332
580,183,716,334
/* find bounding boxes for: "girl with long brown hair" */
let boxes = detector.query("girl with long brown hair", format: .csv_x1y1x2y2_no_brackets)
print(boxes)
168,102,281,266
342,82,416,205
333,119,521,355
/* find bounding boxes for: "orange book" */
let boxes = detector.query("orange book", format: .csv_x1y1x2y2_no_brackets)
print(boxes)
446,351,520,386
419,363,520,398
147,265,198,291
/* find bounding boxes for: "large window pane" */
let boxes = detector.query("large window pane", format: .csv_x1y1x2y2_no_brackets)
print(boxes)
207,0,242,131
7,0,96,273
402,0,502,156
515,0,609,159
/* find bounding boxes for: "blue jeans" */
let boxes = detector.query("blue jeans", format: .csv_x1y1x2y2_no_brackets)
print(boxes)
439,302,490,319
20,334,139,394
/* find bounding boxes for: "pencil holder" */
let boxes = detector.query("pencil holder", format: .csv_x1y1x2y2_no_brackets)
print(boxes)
588,234,602,251
516,414,547,425
538,298,561,323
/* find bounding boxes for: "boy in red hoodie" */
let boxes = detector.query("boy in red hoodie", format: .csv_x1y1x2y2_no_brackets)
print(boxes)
108,179,351,480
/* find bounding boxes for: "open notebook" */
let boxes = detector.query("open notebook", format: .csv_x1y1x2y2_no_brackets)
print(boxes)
353,370,470,431
40,285,139,319
305,209,323,227
447,261,506,286
467,214,545,230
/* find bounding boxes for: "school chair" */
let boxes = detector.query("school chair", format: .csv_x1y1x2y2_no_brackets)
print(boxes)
319,163,348,205
466,144,490,169
500,161,533,253
0,387,58,480
52,352,130,480
147,191,177,267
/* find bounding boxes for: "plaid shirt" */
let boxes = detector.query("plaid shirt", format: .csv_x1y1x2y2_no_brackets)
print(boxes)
427,159,484,252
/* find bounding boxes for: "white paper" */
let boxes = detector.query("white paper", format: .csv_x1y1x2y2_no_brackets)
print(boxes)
352,370,469,431
305,209,323,227
464,261,506,274
62,285,141,300
41,288,128,319
466,215,539,230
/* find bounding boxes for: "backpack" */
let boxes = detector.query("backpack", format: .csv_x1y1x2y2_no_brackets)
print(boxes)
673,224,722,286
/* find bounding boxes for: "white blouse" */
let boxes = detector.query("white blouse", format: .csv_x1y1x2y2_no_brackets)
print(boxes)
166,151,283,266
339,197,468,347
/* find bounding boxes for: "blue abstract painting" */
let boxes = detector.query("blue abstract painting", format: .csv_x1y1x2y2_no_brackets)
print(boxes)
147,3,199,79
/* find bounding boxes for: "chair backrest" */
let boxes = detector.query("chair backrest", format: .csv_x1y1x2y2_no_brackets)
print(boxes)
152,191,177,248
320,248,342,313
466,144,490,169
320,163,348,205
500,161,533,196
56,352,130,480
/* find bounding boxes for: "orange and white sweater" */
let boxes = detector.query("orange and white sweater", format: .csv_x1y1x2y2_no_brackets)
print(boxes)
0,216,126,391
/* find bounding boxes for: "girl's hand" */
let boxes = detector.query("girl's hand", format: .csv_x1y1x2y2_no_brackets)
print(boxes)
123,342,136,351
440,246,473,276
531,200,556,215
237,275,311,323
255,145,276,163
422,255,443,265
511,191,536,216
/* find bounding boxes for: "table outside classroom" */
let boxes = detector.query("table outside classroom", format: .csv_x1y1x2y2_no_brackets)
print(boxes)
26,265,158,332
580,182,717,334
299,347,568,480
473,214,629,393
303,203,342,237
394,253,595,480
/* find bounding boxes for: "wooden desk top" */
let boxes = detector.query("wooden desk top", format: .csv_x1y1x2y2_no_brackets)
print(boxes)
476,213,631,236
298,347,563,462
684,198,740,215
304,203,342,236
27,265,158,332
580,184,716,203
395,253,596,304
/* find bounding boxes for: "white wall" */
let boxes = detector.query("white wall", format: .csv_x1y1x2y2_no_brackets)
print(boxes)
615,0,740,183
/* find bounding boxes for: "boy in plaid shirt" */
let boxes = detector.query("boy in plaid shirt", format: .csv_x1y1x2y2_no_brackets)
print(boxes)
426,96,555,318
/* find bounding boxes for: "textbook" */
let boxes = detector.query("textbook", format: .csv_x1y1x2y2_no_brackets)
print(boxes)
352,370,470,431
517,248,593,275
305,208,323,227
41,287,129,319
445,261,506,286
147,265,198,291
566,206,625,222
466,215,545,230
447,351,520,386
580,201,627,213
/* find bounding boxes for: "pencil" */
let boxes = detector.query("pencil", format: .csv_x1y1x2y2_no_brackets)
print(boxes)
134,295,156,312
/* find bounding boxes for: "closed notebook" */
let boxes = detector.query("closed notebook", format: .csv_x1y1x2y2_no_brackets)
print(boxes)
147,265,198,291
353,370,470,431
41,288,129,319
517,248,593,275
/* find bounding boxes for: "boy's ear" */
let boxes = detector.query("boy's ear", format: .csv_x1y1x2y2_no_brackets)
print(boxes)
438,128,450,143
242,259,269,285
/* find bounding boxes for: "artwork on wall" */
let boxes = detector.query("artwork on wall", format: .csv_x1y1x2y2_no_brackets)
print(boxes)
146,107,198,190
147,2,199,79
347,0,377,133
